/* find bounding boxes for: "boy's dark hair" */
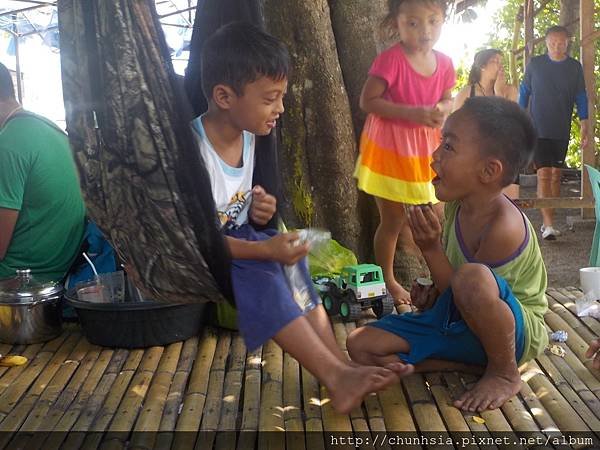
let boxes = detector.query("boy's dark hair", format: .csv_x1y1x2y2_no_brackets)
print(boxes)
461,97,537,187
200,22,290,100
0,63,15,101
381,0,448,39
468,48,502,85
545,25,570,38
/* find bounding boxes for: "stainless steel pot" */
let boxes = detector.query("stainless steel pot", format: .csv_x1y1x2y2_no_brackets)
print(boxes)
0,269,63,344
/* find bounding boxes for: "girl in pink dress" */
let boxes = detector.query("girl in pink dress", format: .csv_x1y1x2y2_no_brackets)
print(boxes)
354,0,455,304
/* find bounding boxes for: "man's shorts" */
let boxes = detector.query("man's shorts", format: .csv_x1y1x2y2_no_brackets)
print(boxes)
534,138,570,169
368,270,526,366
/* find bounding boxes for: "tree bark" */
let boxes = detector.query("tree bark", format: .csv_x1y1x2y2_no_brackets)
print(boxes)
326,0,387,260
263,0,361,252
327,0,386,137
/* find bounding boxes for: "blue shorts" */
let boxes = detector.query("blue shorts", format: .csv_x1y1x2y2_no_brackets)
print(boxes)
368,270,525,366
227,224,321,351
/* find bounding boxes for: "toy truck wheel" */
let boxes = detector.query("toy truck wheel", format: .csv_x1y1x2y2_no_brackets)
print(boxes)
339,292,362,322
372,294,395,318
322,294,340,316
323,282,341,316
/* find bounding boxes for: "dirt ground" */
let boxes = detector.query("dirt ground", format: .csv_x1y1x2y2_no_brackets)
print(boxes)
520,172,595,288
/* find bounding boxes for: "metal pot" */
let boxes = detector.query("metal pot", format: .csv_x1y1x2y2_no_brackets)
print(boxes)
0,269,63,344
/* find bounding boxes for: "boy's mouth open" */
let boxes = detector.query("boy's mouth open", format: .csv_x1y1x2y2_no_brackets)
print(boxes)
267,119,277,129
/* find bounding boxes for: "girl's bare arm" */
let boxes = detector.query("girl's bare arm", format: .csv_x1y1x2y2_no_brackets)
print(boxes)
359,76,442,126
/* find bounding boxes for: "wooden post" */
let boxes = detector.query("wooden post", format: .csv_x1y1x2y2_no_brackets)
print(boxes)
524,0,535,66
12,14,22,104
510,6,524,85
580,0,596,219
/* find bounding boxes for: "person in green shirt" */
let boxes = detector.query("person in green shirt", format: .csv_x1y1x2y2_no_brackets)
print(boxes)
0,63,85,281
347,97,548,413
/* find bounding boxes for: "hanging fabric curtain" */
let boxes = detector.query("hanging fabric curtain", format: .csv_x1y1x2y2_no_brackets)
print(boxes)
57,0,232,304
184,0,265,118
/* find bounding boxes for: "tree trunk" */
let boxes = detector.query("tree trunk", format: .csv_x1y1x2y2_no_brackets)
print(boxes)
327,0,386,137
263,0,361,252
326,0,387,260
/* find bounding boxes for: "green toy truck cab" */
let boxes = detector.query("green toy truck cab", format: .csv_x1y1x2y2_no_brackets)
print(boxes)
319,264,394,322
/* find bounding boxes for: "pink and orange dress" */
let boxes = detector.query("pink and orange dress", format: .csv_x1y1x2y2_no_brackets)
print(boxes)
354,44,456,204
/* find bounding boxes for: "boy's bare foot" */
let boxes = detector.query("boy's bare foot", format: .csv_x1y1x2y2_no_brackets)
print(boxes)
385,361,415,379
387,282,411,306
453,370,521,412
326,365,399,414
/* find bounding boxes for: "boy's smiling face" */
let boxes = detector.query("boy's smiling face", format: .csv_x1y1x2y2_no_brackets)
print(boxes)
229,76,287,136
431,110,487,201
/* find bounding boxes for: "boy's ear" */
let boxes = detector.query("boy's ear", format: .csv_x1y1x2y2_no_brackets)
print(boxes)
480,157,504,184
212,84,237,110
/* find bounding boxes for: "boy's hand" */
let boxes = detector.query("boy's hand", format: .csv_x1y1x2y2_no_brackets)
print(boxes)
413,107,444,128
407,204,442,252
410,280,439,311
264,232,310,265
250,185,276,225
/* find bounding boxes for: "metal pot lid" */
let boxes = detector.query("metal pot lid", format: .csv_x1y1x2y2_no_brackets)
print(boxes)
0,269,63,303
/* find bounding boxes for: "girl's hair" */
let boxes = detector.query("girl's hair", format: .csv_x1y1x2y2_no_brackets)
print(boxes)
467,48,502,85
380,0,448,40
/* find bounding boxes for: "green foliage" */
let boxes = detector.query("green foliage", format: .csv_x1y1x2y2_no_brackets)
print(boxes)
486,0,598,168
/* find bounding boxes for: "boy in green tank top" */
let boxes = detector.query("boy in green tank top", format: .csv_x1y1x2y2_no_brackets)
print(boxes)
347,97,548,413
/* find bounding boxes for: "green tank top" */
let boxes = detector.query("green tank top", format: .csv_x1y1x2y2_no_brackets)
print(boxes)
443,201,548,363
0,114,85,281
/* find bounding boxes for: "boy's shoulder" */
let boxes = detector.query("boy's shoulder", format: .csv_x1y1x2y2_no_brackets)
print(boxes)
447,198,529,264
479,199,529,260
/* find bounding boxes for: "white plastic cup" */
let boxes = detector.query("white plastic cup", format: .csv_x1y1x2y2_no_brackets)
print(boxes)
580,267,600,301
96,271,125,302
77,283,110,303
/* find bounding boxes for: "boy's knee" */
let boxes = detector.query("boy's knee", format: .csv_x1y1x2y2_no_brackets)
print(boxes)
451,264,495,306
346,328,372,364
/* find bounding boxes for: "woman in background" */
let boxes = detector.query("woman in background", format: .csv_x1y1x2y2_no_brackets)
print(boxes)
453,49,520,199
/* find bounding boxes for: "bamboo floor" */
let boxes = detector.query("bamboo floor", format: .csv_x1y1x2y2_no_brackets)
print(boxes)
0,287,599,449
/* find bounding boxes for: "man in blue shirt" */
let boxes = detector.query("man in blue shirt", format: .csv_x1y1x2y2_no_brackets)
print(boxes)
519,25,589,240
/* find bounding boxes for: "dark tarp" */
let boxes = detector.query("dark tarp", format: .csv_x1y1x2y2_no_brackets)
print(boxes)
58,0,232,304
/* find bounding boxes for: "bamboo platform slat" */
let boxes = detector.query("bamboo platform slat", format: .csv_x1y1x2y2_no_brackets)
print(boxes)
522,361,593,434
282,353,304,450
258,339,285,450
196,332,231,450
443,372,500,450
213,334,247,450
299,366,325,450
0,288,598,448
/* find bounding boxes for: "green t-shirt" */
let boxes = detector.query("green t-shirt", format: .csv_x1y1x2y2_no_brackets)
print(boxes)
443,201,548,364
0,114,85,281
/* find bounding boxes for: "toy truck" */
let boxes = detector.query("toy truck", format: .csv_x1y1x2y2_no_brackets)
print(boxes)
315,264,394,322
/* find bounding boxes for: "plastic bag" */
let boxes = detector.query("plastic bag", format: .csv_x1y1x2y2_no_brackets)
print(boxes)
308,237,358,278
284,229,331,312
576,291,600,319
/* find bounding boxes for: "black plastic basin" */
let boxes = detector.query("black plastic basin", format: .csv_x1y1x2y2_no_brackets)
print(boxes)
65,289,206,348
